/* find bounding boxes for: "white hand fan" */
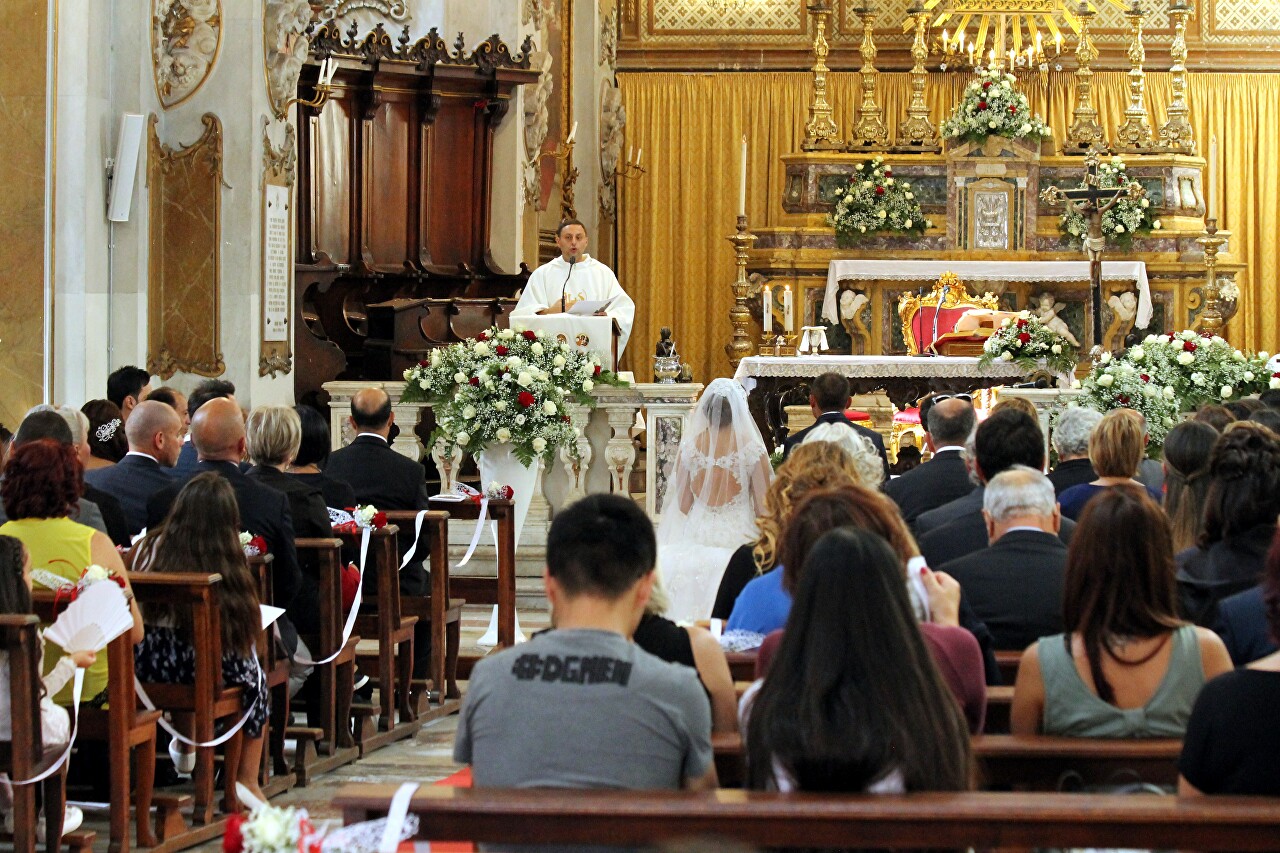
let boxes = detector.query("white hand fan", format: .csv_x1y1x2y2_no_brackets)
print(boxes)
43,581,134,653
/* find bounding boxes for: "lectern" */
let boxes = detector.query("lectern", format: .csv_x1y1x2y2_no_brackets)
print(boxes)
514,314,622,372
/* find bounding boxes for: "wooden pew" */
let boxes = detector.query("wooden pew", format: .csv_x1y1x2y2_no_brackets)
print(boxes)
996,649,1021,684
382,510,464,717
0,614,97,853
711,730,1182,791
333,785,1280,851
246,554,296,799
283,538,361,784
130,574,247,825
32,592,168,853
724,652,756,683
339,525,421,753
984,684,1013,734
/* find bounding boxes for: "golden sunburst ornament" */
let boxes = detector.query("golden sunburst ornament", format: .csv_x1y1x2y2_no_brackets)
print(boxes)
926,0,1124,71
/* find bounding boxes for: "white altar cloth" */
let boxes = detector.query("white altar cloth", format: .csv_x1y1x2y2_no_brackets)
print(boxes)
821,259,1152,330
733,355,1027,393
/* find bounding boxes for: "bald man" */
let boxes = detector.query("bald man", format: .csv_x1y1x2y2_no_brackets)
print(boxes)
86,400,184,537
324,388,434,674
883,394,979,525
146,399,303,641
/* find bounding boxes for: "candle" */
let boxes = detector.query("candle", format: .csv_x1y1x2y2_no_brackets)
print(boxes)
782,285,794,333
763,285,773,334
1208,134,1218,217
1055,32,1062,54
942,28,948,47
738,135,748,217
566,121,577,144
636,147,642,166
627,146,633,163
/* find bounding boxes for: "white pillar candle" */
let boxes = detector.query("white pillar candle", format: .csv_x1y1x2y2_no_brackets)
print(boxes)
1208,134,1218,218
738,136,748,217
636,147,642,166
763,285,773,334
566,121,577,144
782,285,794,333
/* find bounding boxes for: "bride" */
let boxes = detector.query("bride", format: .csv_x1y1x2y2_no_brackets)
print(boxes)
658,378,771,623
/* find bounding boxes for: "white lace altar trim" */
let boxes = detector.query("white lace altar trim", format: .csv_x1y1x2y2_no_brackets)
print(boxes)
821,259,1151,329
734,355,1027,391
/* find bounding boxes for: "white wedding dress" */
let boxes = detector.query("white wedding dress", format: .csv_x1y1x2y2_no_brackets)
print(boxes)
657,379,770,624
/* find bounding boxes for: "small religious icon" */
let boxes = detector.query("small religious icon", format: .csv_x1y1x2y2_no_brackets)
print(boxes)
576,333,591,347
556,333,568,343
1032,292,1081,348
656,326,676,358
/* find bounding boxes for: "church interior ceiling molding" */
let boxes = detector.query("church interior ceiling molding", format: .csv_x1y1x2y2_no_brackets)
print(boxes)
619,0,1280,70
310,0,409,21
147,114,227,380
152,0,222,110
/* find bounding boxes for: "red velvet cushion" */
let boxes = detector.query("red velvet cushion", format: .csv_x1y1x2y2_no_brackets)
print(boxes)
908,305,975,351
893,407,922,424
843,408,871,421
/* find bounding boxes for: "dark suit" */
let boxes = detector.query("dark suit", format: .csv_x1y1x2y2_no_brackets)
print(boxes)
86,452,175,537
146,460,303,626
883,448,974,525
246,465,331,636
82,484,130,547
939,530,1068,651
1214,585,1277,666
920,510,1075,571
172,441,248,478
322,434,430,596
781,411,890,479
914,486,984,537
1047,457,1096,496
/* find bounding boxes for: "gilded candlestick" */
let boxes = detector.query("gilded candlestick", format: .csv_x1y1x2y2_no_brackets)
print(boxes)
726,215,758,369
1114,0,1153,151
1157,0,1195,154
892,2,939,152
1195,217,1228,334
1065,3,1105,154
850,4,888,150
802,0,844,151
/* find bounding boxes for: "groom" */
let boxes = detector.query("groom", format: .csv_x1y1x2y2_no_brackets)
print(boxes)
781,372,890,478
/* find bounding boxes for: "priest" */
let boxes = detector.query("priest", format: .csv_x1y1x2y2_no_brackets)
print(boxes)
512,220,635,356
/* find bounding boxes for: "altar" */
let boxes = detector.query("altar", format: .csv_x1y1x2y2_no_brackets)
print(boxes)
733,354,1029,447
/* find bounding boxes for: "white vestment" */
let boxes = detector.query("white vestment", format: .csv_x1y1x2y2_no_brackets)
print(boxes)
512,254,635,356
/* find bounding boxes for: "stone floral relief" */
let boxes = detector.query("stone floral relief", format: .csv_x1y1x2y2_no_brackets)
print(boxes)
152,0,222,110
600,2,618,73
265,0,316,120
523,50,554,208
598,80,626,221
523,0,556,30
311,0,408,21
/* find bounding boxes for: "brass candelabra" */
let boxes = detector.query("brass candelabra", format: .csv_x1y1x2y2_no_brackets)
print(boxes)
726,216,758,369
613,147,647,180
284,57,338,113
801,0,843,151
850,4,888,150
892,1,939,152
1114,0,1154,151
1195,218,1228,334
1157,0,1195,154
538,135,579,220
1064,3,1105,153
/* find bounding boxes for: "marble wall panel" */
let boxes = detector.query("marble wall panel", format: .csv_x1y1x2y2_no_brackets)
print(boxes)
0,0,50,428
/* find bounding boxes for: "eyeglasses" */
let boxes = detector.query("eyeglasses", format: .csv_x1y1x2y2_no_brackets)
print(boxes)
932,393,973,404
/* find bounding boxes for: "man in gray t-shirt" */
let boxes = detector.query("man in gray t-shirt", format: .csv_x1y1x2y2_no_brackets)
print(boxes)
453,494,715,791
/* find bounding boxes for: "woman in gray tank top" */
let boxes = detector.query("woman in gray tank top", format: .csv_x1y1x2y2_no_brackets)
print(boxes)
1011,485,1232,738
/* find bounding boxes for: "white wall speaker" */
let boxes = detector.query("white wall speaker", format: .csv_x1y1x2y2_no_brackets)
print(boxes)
107,113,145,222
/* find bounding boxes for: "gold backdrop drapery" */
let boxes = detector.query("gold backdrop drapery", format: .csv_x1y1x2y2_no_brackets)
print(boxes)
616,71,1280,382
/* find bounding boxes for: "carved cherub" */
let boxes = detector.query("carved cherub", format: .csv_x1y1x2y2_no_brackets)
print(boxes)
1033,292,1081,347
1105,290,1138,350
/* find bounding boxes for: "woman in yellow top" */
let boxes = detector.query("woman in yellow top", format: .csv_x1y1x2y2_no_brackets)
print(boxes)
0,439,143,705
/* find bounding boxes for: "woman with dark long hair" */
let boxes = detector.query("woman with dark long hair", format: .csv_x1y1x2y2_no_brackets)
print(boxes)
743,528,971,792
1162,421,1219,553
80,399,127,469
132,473,268,802
1177,422,1280,625
1012,486,1232,737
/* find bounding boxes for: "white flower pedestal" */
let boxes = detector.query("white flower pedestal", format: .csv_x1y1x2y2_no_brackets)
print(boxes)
474,443,539,647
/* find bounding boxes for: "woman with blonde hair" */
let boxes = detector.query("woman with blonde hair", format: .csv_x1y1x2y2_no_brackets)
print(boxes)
711,440,869,620
1058,408,1161,520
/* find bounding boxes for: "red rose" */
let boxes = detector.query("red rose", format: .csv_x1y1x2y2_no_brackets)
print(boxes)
884,170,893,178
1009,105,1017,113
1200,330,1214,338
1183,340,1197,352
468,376,480,386
562,415,571,422
223,814,246,853
1016,318,1028,328
1118,394,1132,405
982,81,991,89
477,332,489,342
1017,332,1032,344
593,365,602,376
417,359,430,368
496,345,509,356
372,511,387,528
875,186,885,196
978,101,988,110
518,391,536,408
522,329,537,340
1141,373,1150,383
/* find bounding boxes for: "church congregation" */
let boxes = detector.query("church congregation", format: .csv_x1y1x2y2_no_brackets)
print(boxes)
7,0,1280,849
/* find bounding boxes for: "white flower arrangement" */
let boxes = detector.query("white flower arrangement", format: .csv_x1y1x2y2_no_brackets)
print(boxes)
1217,278,1240,302
827,157,931,245
401,325,623,466
1079,330,1273,443
941,65,1051,145
978,313,1079,375
1058,156,1160,248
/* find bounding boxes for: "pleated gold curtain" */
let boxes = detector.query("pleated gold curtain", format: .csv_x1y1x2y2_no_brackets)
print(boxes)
617,71,1280,382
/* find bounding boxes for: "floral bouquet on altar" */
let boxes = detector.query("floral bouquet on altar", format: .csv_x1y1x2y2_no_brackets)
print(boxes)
1058,156,1161,249
400,325,623,466
1079,330,1272,443
979,312,1079,375
827,157,931,244
941,65,1051,146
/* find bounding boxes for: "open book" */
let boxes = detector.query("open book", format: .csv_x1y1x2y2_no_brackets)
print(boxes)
567,295,617,316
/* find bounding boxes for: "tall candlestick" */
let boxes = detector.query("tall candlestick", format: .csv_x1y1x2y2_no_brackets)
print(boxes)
763,285,773,334
782,285,794,333
1208,134,1218,217
738,136,748,217
566,121,578,144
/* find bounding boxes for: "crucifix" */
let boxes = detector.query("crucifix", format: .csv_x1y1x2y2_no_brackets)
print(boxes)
1041,150,1145,352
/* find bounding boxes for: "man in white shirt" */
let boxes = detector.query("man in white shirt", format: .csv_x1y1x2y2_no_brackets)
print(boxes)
512,220,635,356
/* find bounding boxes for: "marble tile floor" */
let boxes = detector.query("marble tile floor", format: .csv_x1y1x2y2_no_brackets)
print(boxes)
66,602,554,852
